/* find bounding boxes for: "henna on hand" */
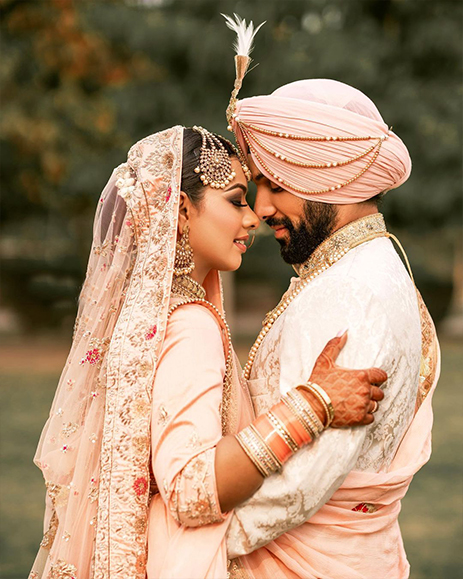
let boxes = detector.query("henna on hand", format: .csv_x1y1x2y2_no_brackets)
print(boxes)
304,332,387,428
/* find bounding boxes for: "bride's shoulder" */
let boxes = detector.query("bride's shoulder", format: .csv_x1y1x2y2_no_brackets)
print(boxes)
167,299,222,333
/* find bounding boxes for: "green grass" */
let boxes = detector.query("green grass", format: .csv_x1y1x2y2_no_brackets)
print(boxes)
1,340,462,578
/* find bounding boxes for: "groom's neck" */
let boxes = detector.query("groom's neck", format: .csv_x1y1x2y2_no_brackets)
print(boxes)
333,202,379,232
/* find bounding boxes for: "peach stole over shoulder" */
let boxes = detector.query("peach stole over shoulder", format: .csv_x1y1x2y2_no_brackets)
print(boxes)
238,294,440,579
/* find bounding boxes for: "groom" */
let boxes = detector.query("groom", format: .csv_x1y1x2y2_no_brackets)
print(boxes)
225,80,440,578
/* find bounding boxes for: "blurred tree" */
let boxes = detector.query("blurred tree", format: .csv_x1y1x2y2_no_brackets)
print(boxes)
0,0,461,331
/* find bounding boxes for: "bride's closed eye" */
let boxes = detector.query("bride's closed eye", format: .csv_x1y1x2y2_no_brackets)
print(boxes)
227,194,249,208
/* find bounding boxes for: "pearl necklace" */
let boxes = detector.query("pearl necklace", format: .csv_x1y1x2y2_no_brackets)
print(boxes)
243,213,388,380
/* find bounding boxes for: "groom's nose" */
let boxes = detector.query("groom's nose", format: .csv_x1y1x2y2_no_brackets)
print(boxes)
254,186,277,221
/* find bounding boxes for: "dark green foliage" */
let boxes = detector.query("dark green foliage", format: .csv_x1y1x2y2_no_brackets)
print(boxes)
0,0,461,328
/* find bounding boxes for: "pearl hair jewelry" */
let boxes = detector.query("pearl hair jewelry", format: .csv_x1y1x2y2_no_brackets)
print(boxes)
191,125,251,186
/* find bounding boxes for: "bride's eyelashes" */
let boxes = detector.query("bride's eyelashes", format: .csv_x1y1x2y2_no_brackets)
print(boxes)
227,194,249,208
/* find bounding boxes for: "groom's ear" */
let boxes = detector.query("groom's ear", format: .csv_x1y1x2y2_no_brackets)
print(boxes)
177,191,192,233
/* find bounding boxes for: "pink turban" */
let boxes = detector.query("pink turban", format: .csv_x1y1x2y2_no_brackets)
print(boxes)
230,79,411,204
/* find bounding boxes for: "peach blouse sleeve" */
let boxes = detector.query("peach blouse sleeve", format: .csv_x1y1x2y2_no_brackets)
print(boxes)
150,303,228,527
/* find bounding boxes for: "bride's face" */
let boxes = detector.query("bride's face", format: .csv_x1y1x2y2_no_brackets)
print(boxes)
182,158,259,279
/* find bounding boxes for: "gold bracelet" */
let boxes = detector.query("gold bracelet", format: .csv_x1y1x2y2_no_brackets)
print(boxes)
236,425,282,477
248,424,283,472
281,395,315,438
300,381,335,427
236,429,271,477
283,391,319,439
287,389,324,436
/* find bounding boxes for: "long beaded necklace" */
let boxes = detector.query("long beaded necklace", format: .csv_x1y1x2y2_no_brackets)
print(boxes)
243,213,388,380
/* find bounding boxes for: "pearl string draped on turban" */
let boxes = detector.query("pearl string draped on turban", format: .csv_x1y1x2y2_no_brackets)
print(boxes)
230,79,412,204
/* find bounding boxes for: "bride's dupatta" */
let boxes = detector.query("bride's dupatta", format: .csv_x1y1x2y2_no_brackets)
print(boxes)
30,127,189,578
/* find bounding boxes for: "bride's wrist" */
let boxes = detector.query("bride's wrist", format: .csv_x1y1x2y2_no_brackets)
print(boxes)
235,387,326,478
295,386,325,425
296,382,334,427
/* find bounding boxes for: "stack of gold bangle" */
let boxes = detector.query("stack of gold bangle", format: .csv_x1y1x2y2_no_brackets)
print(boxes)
236,426,282,477
235,383,334,478
283,388,324,438
298,381,335,427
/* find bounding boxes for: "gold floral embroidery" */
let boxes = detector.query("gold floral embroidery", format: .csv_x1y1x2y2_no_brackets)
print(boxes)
48,559,78,579
40,509,58,550
227,558,250,579
88,485,98,504
132,396,150,418
170,449,223,527
415,291,439,409
157,404,169,426
133,435,149,454
294,213,387,279
80,337,110,368
46,482,70,509
93,239,110,257
186,429,201,449
59,423,78,439
134,516,147,534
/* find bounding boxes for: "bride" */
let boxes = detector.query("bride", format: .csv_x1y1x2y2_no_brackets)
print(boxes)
29,125,385,579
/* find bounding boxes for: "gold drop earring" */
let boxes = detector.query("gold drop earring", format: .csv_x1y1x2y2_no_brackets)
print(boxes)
173,224,195,277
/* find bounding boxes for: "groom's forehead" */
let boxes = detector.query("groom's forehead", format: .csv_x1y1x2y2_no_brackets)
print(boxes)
246,156,270,185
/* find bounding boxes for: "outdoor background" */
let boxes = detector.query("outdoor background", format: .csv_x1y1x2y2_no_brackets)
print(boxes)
0,0,462,577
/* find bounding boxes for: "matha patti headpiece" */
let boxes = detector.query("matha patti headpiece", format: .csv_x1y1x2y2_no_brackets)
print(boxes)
192,125,251,185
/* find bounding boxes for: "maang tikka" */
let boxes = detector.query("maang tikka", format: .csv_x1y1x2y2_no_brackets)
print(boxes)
173,224,195,277
192,126,251,185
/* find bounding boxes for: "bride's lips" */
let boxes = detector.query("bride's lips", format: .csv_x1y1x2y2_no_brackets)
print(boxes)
233,236,248,253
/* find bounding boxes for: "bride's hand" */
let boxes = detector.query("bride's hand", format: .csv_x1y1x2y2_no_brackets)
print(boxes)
299,331,387,428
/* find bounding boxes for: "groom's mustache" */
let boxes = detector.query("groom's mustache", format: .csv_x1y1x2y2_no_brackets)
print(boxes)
266,216,294,230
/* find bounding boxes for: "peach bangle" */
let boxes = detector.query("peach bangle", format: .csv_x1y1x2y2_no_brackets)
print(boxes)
272,400,312,447
253,413,293,464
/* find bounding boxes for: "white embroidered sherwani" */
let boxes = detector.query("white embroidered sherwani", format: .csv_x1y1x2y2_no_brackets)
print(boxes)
227,214,423,569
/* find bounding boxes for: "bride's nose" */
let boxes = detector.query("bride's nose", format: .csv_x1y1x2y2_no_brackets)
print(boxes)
243,205,260,230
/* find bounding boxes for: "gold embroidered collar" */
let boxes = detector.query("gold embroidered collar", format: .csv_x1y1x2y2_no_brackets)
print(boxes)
293,213,388,280
171,275,206,300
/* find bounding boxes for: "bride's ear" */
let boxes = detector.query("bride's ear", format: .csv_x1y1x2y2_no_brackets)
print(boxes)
177,191,191,233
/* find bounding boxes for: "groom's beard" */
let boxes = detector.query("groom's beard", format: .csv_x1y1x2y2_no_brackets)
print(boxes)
267,201,338,265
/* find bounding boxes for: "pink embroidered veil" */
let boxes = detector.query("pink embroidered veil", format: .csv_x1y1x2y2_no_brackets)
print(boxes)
29,126,212,578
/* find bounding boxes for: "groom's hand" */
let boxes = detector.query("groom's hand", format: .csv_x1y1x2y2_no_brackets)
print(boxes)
304,331,387,428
